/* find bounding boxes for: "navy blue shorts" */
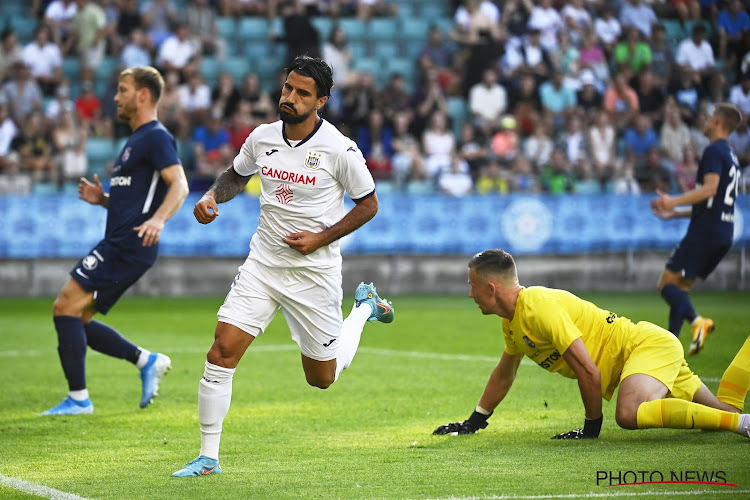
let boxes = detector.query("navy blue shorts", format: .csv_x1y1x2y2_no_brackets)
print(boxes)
665,231,731,280
69,241,151,314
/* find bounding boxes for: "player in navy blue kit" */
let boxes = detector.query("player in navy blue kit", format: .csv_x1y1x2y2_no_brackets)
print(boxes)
40,66,189,416
651,103,743,356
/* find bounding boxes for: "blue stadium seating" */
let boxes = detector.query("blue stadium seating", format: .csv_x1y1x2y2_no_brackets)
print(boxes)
400,18,431,42
62,58,80,80
86,138,115,177
237,18,270,42
311,17,334,41
383,57,416,87
372,41,400,61
352,57,382,80
8,16,37,43
200,56,221,83
221,56,252,82
367,19,398,40
216,17,237,40
338,18,367,42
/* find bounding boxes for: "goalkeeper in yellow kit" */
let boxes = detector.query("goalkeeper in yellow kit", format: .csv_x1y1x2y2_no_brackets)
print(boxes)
434,249,750,439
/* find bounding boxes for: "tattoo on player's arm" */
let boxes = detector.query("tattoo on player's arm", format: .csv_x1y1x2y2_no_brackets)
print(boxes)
209,166,252,203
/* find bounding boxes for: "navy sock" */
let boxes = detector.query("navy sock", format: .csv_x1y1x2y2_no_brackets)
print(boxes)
53,316,87,391
660,284,697,337
84,320,141,364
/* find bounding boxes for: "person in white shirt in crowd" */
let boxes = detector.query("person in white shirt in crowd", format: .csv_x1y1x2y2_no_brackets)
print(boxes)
438,155,474,197
527,0,564,51
177,70,211,126
561,0,593,46
157,24,198,79
594,6,622,55
45,84,76,122
44,0,78,53
675,24,715,94
121,28,153,69
422,111,456,179
619,0,657,39
469,67,507,130
21,26,63,96
729,72,750,118
454,0,501,30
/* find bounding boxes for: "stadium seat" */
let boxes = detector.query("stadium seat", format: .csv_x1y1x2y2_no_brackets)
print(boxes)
405,180,435,195
243,41,269,62
10,16,37,43
399,18,430,42
352,57,382,80
372,41,400,61
348,40,368,60
384,57,415,82
216,17,236,40
447,96,468,138
237,18,270,42
200,56,221,84
432,18,455,38
62,57,80,80
311,17,334,41
419,3,447,21
367,19,398,40
86,138,115,176
661,19,685,49
94,57,119,83
221,56,252,82
338,18,367,42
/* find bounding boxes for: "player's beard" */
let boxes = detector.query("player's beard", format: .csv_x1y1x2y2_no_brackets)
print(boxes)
117,97,137,121
279,103,313,125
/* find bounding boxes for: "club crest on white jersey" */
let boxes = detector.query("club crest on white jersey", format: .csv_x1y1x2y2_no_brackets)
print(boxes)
305,151,322,169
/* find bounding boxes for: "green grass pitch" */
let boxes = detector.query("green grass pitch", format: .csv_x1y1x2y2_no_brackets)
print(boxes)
1,292,749,499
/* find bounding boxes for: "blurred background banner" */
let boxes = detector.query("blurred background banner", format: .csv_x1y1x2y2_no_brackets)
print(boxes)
3,193,748,259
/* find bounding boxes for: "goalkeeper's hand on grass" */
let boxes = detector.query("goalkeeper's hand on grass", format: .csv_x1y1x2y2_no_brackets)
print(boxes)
551,415,602,439
433,410,492,435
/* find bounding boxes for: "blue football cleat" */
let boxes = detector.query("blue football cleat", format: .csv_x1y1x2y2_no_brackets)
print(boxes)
172,456,222,477
354,282,395,323
140,353,171,408
39,396,94,416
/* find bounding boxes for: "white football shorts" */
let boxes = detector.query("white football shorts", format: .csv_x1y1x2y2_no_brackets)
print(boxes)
217,256,343,361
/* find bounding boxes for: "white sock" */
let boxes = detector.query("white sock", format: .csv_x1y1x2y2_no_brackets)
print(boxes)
136,349,152,369
334,302,372,381
69,389,89,401
737,414,750,436
199,361,235,460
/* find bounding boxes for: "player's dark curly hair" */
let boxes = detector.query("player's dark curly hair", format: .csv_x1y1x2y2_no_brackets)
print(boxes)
469,249,518,280
285,55,334,98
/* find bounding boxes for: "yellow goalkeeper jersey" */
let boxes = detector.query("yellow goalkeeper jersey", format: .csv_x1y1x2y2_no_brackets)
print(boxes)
502,286,640,400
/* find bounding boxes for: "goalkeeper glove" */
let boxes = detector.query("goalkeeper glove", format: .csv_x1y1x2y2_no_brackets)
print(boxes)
551,415,603,439
433,410,492,435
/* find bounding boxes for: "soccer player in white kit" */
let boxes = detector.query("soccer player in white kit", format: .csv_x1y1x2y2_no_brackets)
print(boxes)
173,55,395,477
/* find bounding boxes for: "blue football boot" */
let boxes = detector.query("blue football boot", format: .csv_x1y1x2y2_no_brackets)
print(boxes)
354,282,395,323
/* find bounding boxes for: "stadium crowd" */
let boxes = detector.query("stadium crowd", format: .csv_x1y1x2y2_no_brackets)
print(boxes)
1,0,750,196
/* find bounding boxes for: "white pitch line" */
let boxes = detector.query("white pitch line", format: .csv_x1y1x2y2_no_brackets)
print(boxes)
0,473,91,500
427,489,750,500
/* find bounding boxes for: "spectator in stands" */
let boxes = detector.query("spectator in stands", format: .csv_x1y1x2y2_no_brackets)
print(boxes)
227,100,255,152
579,31,609,84
527,0,564,51
458,122,489,181
75,81,106,137
379,74,412,128
649,24,674,88
391,111,427,188
635,145,674,192
558,114,588,168
154,70,185,139
418,26,455,79
548,30,580,76
356,108,393,160
634,70,666,126
422,111,455,179
728,115,750,170
624,114,660,166
238,72,275,123
454,0,501,30
0,29,23,84
561,0,593,46
353,0,397,20
43,0,78,53
603,72,639,130
365,142,392,181
272,0,322,65
322,24,354,122
668,67,703,124
613,26,652,77
674,145,699,192
192,108,232,182
342,71,379,133
660,107,692,166
469,67,507,131
210,72,241,122
219,0,270,17
121,28,152,69
502,29,552,84
114,0,145,55
177,70,211,127
507,73,542,136
689,108,711,155
476,159,509,195
14,111,57,183
539,148,575,194
70,0,107,82
539,70,577,127
576,70,603,115
523,120,554,170
718,0,750,72
490,115,520,163
22,26,63,96
2,62,44,122
619,0,657,39
45,84,76,122
670,0,702,24
588,109,618,180
501,0,533,41
610,161,641,194
509,155,539,193
410,67,448,139
0,104,18,173
156,24,198,79
438,154,474,196
52,109,87,183
184,0,226,61
452,0,505,93
594,6,622,56
675,24,715,95
140,0,179,49
729,72,750,118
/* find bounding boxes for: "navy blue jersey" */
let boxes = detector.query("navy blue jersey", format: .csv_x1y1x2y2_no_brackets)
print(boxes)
106,121,180,264
689,139,741,243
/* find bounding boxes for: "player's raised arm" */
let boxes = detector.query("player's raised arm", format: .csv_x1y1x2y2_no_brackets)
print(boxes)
433,351,523,435
194,165,253,224
135,164,189,246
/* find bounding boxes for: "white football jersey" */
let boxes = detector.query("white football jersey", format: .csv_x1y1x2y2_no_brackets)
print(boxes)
233,119,375,270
